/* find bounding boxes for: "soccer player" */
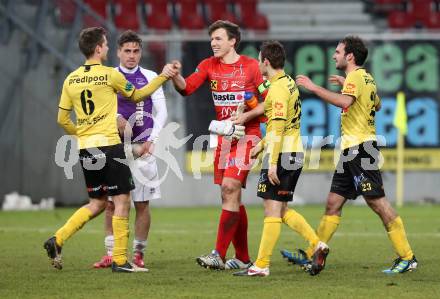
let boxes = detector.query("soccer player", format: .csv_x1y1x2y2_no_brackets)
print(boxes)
92,30,167,270
233,41,329,277
43,27,176,273
170,20,267,270
284,35,417,274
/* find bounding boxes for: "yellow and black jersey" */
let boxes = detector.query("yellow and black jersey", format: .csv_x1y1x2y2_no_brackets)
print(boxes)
59,60,135,149
340,68,380,150
264,71,303,164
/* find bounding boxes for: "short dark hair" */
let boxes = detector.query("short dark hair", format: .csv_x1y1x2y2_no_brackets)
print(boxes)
117,30,143,48
260,41,286,69
340,35,368,66
208,20,241,49
78,27,106,58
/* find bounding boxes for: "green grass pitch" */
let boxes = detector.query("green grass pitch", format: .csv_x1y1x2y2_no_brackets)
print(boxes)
0,204,439,298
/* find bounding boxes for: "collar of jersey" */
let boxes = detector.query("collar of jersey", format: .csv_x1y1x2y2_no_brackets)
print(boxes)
119,65,139,74
84,59,101,66
269,70,286,83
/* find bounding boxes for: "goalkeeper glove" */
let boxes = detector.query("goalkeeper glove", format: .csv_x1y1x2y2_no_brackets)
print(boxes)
209,120,245,140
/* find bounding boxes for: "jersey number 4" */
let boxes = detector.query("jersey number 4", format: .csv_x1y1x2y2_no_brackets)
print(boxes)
80,89,95,115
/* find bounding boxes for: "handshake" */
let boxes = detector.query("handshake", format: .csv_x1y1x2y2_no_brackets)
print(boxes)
160,60,182,79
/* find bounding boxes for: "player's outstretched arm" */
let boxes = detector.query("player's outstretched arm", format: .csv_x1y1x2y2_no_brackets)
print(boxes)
296,75,354,109
169,61,187,92
130,63,178,103
57,108,76,135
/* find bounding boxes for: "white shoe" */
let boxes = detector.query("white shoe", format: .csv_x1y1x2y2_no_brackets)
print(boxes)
233,265,270,277
196,250,225,270
225,258,253,270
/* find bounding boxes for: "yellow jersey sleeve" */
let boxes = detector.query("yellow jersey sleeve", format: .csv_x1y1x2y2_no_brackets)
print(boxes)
58,80,73,110
268,85,289,121
109,68,135,98
341,71,362,99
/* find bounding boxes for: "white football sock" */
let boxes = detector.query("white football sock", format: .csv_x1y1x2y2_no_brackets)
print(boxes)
104,235,114,256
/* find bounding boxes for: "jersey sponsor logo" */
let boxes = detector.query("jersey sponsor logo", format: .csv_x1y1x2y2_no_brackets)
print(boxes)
221,80,228,90
68,74,108,85
125,82,134,92
135,78,147,85
274,112,284,117
363,76,375,85
343,83,356,94
211,80,218,90
274,102,284,110
212,91,245,106
220,106,235,119
231,80,245,89
77,113,108,126
211,64,246,80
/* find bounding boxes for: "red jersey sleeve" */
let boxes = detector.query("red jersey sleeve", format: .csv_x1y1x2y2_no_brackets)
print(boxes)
181,58,210,96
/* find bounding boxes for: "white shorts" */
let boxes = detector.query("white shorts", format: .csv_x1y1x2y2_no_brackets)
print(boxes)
109,155,161,202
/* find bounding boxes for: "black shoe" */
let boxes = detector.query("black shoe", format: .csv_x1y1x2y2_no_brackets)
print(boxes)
111,261,149,273
43,237,63,270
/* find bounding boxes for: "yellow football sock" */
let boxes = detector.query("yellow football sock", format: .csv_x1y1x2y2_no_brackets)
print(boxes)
112,216,129,266
305,215,340,258
386,216,413,260
255,217,282,269
55,207,92,247
282,209,319,254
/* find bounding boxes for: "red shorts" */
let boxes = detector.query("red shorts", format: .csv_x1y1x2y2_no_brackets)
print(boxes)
213,135,260,187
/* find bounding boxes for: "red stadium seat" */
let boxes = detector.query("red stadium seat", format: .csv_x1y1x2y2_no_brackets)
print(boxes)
114,0,140,31
175,0,205,30
236,0,268,30
55,0,76,26
203,0,238,24
388,10,415,28
426,12,440,28
83,0,108,28
411,0,433,19
144,0,173,30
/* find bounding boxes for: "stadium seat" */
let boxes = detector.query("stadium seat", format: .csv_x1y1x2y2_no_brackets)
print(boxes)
55,0,77,26
203,0,238,24
144,0,173,30
388,10,414,28
426,12,440,28
83,0,108,28
114,0,140,31
175,0,205,29
411,0,435,27
236,0,268,30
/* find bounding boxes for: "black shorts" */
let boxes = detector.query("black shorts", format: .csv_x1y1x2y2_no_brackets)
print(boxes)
79,144,135,198
257,152,304,202
331,141,385,200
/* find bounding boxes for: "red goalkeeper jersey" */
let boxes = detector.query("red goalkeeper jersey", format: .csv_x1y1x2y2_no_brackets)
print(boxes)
181,55,264,136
